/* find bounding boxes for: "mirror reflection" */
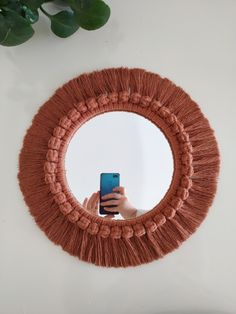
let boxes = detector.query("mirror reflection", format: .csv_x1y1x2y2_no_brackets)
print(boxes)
65,112,174,220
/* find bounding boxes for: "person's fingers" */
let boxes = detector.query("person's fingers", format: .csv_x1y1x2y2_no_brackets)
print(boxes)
101,193,121,200
82,197,88,208
87,192,98,211
104,214,115,219
86,193,94,209
91,192,99,210
93,192,100,216
100,199,120,206
104,207,119,213
113,186,125,195
95,192,100,205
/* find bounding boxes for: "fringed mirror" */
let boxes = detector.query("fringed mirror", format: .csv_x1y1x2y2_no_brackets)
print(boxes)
18,67,220,267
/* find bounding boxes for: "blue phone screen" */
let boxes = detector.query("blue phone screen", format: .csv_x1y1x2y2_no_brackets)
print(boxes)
100,173,120,215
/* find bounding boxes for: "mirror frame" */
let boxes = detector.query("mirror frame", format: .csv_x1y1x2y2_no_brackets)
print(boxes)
18,68,220,267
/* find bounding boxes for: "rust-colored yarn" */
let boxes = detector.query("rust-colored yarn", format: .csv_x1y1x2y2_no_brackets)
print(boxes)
18,67,220,267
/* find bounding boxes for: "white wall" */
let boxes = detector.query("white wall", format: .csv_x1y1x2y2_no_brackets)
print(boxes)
0,1,235,314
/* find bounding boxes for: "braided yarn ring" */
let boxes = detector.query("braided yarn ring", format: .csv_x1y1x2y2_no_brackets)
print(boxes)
18,68,220,267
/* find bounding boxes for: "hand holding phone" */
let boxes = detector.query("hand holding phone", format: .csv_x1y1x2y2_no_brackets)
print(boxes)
99,173,120,215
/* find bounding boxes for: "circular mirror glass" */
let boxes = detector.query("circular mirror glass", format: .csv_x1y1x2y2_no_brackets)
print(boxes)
65,112,174,220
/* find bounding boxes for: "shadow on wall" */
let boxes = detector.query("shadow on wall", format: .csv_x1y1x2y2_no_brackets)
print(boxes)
158,311,232,314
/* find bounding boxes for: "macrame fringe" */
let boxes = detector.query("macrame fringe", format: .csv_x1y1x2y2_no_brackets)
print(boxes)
18,67,220,267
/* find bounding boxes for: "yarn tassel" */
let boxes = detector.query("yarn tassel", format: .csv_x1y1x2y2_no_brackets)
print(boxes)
18,67,220,267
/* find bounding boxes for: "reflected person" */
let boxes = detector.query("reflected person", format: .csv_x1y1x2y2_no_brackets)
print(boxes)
83,186,144,219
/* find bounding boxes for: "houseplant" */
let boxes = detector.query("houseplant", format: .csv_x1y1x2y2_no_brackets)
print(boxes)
0,0,110,46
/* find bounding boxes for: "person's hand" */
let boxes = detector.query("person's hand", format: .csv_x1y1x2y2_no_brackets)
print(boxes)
82,191,114,219
82,192,99,215
100,186,137,219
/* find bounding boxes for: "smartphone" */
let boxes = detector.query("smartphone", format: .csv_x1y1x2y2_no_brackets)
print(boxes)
99,173,120,215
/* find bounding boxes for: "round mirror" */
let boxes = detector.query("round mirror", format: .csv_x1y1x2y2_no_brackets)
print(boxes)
65,112,174,220
19,67,220,267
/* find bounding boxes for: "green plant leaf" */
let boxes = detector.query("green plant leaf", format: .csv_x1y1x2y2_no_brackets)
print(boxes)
22,6,39,24
73,0,110,30
0,13,9,40
50,10,79,38
0,9,34,46
20,0,45,10
0,0,9,7
5,1,22,14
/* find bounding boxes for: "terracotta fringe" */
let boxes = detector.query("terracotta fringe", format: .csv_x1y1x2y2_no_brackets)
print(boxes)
18,67,220,267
